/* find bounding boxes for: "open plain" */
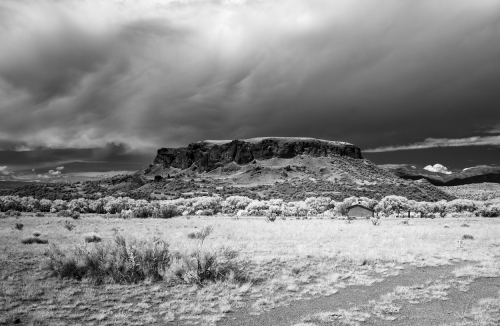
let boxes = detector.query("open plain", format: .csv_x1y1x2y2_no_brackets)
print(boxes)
1,213,500,326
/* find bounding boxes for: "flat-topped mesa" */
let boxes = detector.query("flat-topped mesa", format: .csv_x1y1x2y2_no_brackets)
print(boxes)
150,137,363,173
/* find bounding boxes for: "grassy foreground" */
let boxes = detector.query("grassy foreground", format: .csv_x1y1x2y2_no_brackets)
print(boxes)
1,214,500,325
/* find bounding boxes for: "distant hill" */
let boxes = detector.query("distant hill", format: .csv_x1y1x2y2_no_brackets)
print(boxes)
441,183,500,201
380,164,500,186
136,137,455,202
1,138,460,201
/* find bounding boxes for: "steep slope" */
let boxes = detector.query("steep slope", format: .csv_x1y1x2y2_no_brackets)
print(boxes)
145,137,362,174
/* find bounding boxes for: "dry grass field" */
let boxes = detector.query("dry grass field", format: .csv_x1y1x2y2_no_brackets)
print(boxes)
1,214,500,325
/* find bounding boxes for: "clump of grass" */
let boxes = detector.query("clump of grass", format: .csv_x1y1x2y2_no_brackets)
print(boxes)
6,210,21,217
15,223,23,230
35,212,44,217
33,231,41,237
371,217,381,226
175,225,246,284
187,225,213,245
22,237,48,244
462,234,474,240
165,245,246,284
153,205,181,219
461,223,470,227
57,210,80,219
84,232,102,243
46,227,247,285
46,235,170,284
64,220,75,231
266,213,277,222
291,265,302,275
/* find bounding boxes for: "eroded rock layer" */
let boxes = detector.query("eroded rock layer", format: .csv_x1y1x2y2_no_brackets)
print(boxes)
149,137,363,173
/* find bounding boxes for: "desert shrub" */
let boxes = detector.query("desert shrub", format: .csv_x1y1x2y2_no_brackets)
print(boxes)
67,198,89,214
15,223,23,230
22,237,48,244
195,209,215,216
462,234,474,240
154,205,180,218
305,197,332,215
57,210,72,218
50,199,68,213
132,206,151,218
35,212,45,217
461,223,470,228
291,265,301,275
222,196,252,213
6,210,21,217
33,231,41,237
375,195,410,217
370,217,381,226
246,200,270,216
46,235,170,284
165,245,246,284
477,203,500,217
57,210,80,219
192,196,222,213
118,209,134,219
64,221,76,231
345,216,355,224
266,213,277,222
186,225,213,245
84,232,102,243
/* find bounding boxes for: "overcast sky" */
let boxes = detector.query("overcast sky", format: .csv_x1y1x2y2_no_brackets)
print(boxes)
0,0,499,174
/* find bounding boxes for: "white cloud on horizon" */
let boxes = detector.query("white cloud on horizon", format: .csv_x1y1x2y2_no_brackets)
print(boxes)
56,166,64,171
364,135,500,153
424,163,452,174
48,169,61,175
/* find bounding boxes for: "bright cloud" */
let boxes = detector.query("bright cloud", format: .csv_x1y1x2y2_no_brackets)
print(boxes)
56,166,64,171
48,170,61,175
424,164,452,174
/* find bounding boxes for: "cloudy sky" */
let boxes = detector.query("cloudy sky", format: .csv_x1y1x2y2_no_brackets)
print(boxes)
0,0,499,176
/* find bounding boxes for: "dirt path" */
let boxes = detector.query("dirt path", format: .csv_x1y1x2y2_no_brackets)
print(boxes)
366,277,500,326
217,262,498,326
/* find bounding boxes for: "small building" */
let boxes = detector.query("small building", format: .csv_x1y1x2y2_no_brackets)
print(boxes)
347,204,374,218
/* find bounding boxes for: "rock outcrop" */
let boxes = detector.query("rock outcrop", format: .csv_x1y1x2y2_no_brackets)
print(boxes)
147,137,363,173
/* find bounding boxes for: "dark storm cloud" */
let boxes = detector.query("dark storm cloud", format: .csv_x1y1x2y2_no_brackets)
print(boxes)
0,143,153,172
0,0,499,157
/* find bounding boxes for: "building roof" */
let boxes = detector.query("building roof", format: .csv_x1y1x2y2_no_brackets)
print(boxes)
346,204,375,212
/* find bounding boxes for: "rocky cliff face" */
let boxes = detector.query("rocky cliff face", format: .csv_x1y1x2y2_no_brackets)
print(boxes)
147,137,363,173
